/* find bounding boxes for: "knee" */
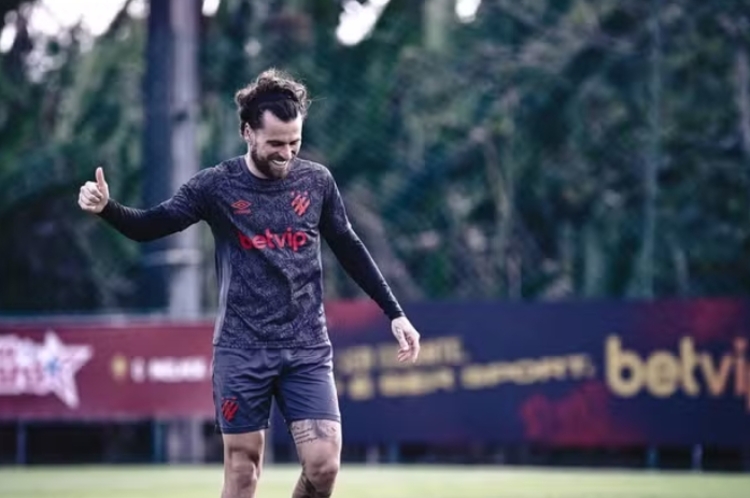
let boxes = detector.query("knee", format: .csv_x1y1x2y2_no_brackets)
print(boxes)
225,449,261,489
306,457,339,488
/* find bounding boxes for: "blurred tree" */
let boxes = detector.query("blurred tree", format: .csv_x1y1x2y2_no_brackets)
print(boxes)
0,0,145,312
3,0,750,312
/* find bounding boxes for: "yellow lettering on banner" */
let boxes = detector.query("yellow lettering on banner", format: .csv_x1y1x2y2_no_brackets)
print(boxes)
606,335,734,399
335,346,376,375
606,336,647,397
568,354,595,378
348,375,375,401
645,352,680,398
700,354,732,396
680,337,700,396
605,335,750,412
545,357,570,379
378,336,469,369
460,354,593,389
734,338,747,396
379,368,455,397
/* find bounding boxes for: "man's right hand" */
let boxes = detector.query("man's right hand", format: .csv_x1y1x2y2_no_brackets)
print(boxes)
78,167,110,214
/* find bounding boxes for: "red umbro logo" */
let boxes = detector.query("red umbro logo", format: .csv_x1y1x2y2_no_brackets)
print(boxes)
291,191,310,216
232,200,251,214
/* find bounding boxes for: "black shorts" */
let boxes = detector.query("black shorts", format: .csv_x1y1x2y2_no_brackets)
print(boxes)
212,344,341,434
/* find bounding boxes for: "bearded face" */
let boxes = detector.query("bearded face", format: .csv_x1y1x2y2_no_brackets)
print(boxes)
244,111,302,180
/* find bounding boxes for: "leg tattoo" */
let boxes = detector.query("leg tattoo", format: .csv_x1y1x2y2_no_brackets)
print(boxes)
290,419,339,446
289,420,340,498
292,473,331,498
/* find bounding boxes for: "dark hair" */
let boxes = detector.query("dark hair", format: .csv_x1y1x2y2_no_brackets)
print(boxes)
234,68,309,133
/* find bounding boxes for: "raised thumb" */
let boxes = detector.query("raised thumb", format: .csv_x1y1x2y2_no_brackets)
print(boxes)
95,167,107,190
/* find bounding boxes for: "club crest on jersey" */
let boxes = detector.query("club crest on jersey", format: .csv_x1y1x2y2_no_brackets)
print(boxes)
290,191,311,216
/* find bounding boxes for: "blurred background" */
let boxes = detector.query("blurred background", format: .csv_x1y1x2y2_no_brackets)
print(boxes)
1,0,750,496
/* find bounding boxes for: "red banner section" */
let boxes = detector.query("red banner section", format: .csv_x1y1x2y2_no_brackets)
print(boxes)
0,321,216,420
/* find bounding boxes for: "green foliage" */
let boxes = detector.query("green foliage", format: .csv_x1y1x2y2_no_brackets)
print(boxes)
0,4,145,311
2,0,750,312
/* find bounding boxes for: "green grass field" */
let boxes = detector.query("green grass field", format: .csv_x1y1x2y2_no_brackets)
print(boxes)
1,464,748,498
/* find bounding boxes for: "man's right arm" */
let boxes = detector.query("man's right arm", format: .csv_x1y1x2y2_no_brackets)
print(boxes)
97,198,201,242
79,166,208,242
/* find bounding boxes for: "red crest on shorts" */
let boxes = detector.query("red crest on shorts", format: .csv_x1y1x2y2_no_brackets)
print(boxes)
221,397,239,422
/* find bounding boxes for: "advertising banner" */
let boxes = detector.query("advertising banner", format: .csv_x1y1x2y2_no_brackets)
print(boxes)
325,298,750,447
0,321,215,420
1,298,749,447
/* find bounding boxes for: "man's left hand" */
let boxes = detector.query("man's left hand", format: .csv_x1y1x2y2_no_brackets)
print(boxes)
391,316,420,364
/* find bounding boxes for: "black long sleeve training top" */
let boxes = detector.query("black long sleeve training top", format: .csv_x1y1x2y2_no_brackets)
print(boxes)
98,156,403,349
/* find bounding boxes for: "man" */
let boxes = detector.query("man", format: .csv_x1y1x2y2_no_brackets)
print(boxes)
78,68,420,498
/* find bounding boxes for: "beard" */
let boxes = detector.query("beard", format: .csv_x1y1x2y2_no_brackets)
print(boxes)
251,148,292,180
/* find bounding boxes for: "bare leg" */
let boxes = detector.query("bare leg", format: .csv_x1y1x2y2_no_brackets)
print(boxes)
289,419,341,498
221,430,265,498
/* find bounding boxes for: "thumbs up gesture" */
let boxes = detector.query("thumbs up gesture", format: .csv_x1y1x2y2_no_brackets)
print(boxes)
78,167,110,213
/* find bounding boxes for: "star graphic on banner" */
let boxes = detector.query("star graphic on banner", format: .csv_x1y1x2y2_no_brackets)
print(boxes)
36,331,93,408
0,331,94,408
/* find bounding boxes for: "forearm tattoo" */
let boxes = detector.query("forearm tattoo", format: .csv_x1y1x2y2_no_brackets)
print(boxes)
290,419,340,445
